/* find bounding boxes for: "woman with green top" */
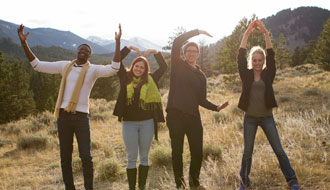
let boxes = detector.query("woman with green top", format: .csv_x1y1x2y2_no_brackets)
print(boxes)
237,20,299,190
113,46,167,190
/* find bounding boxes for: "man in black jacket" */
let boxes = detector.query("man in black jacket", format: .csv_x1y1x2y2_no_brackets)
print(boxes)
166,29,228,190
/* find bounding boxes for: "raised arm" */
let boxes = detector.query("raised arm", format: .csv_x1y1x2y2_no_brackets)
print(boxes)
238,21,256,80
171,29,212,68
199,79,229,112
240,20,256,49
255,20,276,80
255,20,272,49
113,24,122,62
144,49,168,82
128,46,141,56
94,24,124,78
17,24,69,74
17,24,36,62
116,46,131,81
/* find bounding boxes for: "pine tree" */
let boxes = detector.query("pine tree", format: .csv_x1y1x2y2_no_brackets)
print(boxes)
273,33,290,69
0,54,36,124
291,46,302,67
313,18,330,70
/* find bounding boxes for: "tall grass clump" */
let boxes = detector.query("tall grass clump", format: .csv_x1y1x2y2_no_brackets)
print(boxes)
150,145,172,167
17,135,48,150
97,158,122,181
203,144,222,161
72,157,82,173
89,99,114,121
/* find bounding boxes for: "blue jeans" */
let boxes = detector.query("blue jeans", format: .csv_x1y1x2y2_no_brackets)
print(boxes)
122,119,154,169
240,115,298,187
57,109,93,190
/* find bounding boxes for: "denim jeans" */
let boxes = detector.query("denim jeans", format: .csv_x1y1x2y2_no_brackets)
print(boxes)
122,119,154,169
57,109,93,190
166,110,203,188
240,115,298,187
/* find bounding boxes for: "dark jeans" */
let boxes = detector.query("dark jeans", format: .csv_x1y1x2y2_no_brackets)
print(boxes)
57,109,93,190
166,110,203,188
240,115,298,187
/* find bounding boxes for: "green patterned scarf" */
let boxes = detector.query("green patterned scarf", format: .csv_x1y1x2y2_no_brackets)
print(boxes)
126,75,162,110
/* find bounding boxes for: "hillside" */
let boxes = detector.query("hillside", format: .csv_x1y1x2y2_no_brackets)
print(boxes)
263,6,330,50
0,20,109,54
0,64,329,189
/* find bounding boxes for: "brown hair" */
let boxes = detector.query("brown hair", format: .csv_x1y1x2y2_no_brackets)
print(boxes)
126,56,150,88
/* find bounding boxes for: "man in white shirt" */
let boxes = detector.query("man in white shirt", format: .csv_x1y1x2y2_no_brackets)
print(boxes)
17,24,122,190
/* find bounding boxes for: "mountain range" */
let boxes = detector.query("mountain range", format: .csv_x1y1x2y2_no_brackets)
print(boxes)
0,6,329,54
0,20,163,54
262,6,330,49
87,36,163,52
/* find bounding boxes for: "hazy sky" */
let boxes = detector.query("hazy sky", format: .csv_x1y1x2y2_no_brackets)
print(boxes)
2,0,329,46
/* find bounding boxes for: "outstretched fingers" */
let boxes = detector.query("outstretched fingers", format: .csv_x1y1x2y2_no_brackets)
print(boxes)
199,30,213,38
115,24,122,41
217,101,229,111
17,24,29,41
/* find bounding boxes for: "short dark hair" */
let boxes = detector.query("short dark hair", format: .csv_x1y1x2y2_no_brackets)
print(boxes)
183,42,199,54
78,44,92,54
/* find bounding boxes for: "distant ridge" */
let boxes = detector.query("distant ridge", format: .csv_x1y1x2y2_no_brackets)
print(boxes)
0,19,109,54
263,6,330,49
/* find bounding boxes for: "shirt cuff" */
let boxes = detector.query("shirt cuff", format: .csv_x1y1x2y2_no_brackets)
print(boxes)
30,58,40,68
111,61,120,70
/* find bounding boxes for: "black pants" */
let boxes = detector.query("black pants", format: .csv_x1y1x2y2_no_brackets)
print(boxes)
166,110,203,188
57,109,93,190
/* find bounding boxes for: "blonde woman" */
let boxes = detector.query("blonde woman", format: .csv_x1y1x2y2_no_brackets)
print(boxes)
237,20,299,190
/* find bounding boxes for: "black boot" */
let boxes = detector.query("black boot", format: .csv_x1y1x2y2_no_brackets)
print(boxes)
127,168,137,190
138,165,149,190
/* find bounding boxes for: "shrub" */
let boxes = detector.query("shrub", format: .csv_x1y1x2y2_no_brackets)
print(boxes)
72,157,82,173
0,139,12,147
91,141,101,150
213,112,229,123
17,135,48,150
304,88,320,96
90,112,112,121
203,144,222,161
231,106,243,116
97,159,121,181
29,111,56,132
150,145,172,167
279,96,291,103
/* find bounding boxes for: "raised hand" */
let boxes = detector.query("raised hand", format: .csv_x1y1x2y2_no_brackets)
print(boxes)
255,20,268,34
245,20,257,36
198,30,213,38
115,24,122,41
240,20,257,48
17,24,29,42
128,46,141,56
217,101,229,112
144,49,158,57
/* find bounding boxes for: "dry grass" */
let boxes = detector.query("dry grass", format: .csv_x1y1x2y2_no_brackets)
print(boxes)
0,64,329,190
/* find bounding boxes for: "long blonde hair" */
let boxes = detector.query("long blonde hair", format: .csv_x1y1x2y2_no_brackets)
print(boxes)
247,46,266,70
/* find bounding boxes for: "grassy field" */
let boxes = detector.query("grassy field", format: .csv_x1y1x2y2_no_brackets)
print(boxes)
0,64,329,190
